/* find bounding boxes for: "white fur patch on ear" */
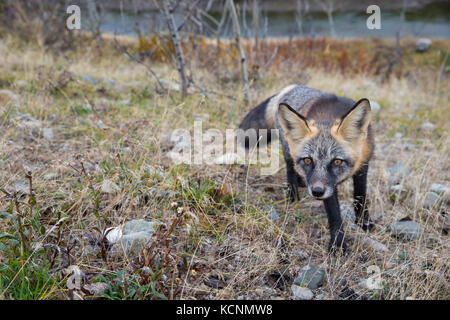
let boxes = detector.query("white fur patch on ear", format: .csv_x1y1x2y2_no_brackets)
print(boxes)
337,99,371,142
278,103,311,143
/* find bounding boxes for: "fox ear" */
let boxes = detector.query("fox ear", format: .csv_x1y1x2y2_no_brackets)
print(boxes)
278,103,311,142
337,98,371,141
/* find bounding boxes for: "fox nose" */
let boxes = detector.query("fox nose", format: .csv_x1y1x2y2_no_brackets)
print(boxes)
312,187,325,197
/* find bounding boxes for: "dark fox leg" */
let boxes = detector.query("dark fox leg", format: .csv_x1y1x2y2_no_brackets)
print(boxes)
352,163,375,231
280,135,301,202
323,188,347,253
286,157,301,202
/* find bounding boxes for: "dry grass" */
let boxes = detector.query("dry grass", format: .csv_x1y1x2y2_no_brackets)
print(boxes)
0,34,448,300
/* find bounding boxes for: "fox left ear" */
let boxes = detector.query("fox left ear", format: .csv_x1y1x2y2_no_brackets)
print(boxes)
337,98,371,141
278,102,312,143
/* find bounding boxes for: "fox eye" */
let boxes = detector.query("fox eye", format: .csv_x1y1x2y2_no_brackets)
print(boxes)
303,158,312,165
333,159,343,166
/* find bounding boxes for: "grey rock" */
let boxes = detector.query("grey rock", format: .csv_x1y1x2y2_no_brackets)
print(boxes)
388,162,410,176
361,236,389,252
156,190,175,199
389,221,423,240
430,184,450,202
291,285,314,300
100,180,119,194
0,89,19,105
388,176,402,185
430,183,450,194
390,184,406,192
105,78,116,85
41,128,54,139
43,173,57,180
369,100,381,112
14,181,30,194
116,219,157,254
340,204,356,224
419,122,435,132
268,208,280,221
423,192,441,209
83,282,109,296
294,264,325,290
416,38,432,52
294,249,308,260
83,74,97,84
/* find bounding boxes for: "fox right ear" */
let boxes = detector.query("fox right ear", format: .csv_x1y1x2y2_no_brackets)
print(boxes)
278,103,311,143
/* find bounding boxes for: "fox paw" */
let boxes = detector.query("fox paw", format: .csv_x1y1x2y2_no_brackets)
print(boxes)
356,217,375,232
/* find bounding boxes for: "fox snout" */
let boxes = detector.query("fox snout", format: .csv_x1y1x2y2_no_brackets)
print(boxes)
308,182,333,200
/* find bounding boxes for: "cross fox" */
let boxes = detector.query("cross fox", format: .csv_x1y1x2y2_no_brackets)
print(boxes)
239,84,375,252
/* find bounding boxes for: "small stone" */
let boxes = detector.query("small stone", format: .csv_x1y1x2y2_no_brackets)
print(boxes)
291,285,313,300
105,78,116,85
390,184,406,192
394,132,403,139
95,119,108,129
100,180,120,194
82,282,109,296
268,208,280,221
389,221,423,240
388,162,410,176
361,236,389,252
388,176,402,185
416,38,432,52
17,114,41,128
340,204,356,224
14,181,30,194
294,264,325,290
0,89,19,106
419,122,435,132
43,173,57,180
294,249,308,260
369,100,381,112
41,128,54,139
83,74,97,84
14,80,28,88
423,192,441,209
430,184,450,202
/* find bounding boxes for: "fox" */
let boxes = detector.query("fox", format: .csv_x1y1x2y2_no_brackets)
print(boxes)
239,84,375,252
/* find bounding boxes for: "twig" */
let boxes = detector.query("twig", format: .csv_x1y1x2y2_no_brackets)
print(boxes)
113,34,166,94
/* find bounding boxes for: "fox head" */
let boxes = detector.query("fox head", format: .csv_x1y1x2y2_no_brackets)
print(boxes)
278,98,372,200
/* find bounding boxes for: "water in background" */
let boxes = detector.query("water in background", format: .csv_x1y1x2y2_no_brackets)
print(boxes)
96,2,450,38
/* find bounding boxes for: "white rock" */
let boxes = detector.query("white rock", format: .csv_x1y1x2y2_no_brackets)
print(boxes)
430,184,450,202
101,180,120,194
291,285,314,300
43,173,57,180
361,236,389,252
95,119,109,129
419,122,435,132
105,227,123,244
41,128,54,139
416,38,432,52
423,191,442,209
